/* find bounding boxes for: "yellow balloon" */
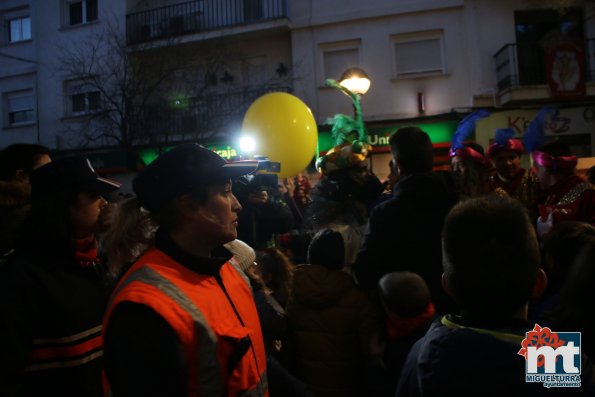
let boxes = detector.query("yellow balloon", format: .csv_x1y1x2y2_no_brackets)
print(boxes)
242,92,318,178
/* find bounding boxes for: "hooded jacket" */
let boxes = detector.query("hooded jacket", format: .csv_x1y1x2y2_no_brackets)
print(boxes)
286,264,378,397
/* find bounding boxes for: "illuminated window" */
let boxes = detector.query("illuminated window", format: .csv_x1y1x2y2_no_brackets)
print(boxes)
8,16,31,42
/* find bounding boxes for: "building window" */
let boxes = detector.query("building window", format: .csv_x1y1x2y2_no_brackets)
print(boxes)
514,8,583,86
66,0,98,26
71,91,101,115
6,90,35,126
8,16,31,43
65,79,102,115
320,40,361,84
392,30,446,78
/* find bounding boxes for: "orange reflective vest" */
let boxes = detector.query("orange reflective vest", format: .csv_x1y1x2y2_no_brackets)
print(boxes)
104,248,268,397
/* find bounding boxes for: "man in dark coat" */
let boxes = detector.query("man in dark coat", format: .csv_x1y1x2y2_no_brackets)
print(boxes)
354,127,458,314
0,144,51,256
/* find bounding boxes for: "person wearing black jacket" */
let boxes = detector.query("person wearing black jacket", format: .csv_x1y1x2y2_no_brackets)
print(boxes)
0,156,121,397
354,127,458,315
233,173,295,249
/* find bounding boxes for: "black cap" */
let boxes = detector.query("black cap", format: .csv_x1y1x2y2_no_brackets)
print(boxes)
31,156,122,202
133,143,258,212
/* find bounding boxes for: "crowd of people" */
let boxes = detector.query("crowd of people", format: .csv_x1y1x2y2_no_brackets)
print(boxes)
0,121,594,396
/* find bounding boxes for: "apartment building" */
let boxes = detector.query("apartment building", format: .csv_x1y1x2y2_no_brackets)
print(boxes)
1,0,594,178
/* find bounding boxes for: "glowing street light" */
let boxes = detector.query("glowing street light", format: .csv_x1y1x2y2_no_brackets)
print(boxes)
325,67,371,140
339,67,371,95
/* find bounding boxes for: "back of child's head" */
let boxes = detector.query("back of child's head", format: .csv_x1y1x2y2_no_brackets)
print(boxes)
442,196,541,318
379,272,431,318
307,228,344,270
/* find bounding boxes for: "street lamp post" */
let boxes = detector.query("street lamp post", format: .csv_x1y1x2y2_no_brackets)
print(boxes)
325,67,371,141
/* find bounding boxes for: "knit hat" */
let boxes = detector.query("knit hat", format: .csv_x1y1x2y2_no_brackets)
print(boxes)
224,239,256,273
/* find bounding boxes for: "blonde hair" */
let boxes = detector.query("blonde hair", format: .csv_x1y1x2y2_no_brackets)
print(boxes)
102,196,157,276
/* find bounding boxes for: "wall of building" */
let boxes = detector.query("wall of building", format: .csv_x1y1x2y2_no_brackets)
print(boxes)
0,0,37,146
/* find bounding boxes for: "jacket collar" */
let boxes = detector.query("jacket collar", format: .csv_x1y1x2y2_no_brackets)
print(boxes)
155,229,232,276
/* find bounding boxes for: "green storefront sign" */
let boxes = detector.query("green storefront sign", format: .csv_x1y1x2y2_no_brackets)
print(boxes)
318,120,458,154
135,120,458,166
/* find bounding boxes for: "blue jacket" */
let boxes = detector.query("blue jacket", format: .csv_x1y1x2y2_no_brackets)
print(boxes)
396,315,594,397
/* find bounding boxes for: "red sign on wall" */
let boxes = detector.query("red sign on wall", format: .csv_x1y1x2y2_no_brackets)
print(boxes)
546,40,586,100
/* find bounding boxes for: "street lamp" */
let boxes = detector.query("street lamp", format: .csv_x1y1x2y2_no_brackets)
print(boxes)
339,67,370,95
325,67,371,141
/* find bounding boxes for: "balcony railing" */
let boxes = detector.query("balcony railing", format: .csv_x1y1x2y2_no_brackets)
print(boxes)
494,39,595,91
135,86,292,141
126,0,288,45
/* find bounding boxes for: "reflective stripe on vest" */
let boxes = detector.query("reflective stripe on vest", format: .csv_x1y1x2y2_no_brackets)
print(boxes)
110,266,224,396
26,325,103,372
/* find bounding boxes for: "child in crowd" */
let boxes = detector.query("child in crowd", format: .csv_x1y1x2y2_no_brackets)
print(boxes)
368,271,437,396
225,239,313,397
396,196,593,396
287,229,379,397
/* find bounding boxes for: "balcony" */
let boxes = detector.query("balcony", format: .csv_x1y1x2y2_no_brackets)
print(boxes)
493,39,595,104
126,0,288,45
135,86,292,142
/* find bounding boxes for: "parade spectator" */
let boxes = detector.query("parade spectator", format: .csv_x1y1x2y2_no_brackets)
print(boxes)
486,128,539,218
548,238,595,358
0,143,51,256
286,229,380,397
368,159,399,210
355,126,458,315
368,271,437,396
532,221,595,324
103,144,268,397
225,239,313,397
256,247,295,309
101,196,157,282
533,140,595,237
0,156,121,397
233,171,295,249
395,196,593,397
